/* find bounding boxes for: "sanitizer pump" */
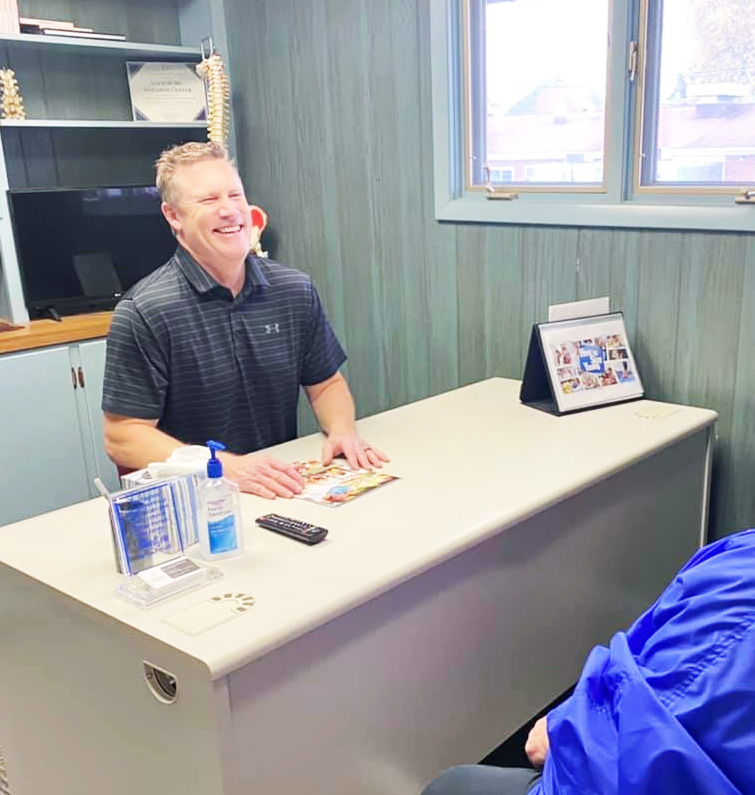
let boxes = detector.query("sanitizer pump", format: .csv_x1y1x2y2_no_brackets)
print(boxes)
198,440,244,560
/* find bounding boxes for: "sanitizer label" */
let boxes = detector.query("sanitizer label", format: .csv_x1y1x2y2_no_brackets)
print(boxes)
207,496,238,553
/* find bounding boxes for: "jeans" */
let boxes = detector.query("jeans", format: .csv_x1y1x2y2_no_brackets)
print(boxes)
420,765,542,795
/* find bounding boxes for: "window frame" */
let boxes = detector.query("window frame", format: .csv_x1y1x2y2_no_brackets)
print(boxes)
429,0,755,232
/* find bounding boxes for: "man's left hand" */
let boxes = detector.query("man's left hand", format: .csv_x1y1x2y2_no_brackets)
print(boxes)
321,431,389,471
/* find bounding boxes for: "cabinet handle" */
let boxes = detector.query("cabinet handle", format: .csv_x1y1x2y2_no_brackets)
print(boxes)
77,366,85,388
71,367,77,390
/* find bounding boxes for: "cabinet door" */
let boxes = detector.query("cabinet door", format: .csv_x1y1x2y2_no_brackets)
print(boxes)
0,346,90,526
76,339,120,495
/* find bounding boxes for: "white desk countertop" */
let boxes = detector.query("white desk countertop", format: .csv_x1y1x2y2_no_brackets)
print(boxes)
0,378,717,678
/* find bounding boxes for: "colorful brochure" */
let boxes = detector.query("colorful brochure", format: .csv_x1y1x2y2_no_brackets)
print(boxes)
292,460,399,507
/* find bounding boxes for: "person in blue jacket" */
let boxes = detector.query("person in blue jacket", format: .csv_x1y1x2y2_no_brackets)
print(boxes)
421,528,755,795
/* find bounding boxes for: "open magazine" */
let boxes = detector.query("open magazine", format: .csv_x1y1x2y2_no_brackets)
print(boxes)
292,460,399,507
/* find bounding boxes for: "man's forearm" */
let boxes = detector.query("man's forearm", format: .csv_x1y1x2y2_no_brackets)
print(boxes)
305,373,386,469
104,416,185,470
306,374,356,435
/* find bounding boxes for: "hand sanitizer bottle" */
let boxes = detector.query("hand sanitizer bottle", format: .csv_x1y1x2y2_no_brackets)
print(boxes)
198,440,244,560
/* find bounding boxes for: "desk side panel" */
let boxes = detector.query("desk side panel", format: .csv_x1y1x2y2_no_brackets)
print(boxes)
224,429,709,795
0,567,229,795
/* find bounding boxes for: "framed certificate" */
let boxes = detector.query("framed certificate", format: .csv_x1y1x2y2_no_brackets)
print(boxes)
520,312,644,415
127,61,207,123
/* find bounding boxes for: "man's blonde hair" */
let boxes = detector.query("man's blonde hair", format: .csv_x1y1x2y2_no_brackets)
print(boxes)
155,141,231,205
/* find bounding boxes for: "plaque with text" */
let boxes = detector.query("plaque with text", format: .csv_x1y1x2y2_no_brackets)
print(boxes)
127,61,207,123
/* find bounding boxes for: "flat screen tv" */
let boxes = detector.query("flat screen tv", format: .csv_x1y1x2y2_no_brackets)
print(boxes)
9,185,178,319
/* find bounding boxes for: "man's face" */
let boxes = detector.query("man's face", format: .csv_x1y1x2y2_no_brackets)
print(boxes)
162,158,251,271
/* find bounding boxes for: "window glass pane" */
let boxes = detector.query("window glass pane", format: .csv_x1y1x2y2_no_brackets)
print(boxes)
643,0,755,186
473,0,610,188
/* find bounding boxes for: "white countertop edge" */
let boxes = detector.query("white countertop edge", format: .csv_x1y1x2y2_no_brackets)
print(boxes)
206,412,718,678
0,380,719,679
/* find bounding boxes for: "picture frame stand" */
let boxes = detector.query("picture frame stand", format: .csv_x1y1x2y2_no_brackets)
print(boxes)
520,312,644,416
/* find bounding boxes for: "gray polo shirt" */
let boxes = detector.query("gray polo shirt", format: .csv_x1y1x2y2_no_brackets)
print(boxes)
103,247,346,454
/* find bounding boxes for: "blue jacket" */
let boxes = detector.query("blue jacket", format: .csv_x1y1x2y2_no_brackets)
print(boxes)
536,528,755,795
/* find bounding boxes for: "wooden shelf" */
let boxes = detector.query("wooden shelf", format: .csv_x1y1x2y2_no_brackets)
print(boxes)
0,119,207,128
0,312,112,354
0,33,200,59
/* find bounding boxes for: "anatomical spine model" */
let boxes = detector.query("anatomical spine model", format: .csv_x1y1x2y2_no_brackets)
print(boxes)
196,46,267,257
196,48,230,147
0,68,25,120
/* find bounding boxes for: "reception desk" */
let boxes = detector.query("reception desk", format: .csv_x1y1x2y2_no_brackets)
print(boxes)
0,379,717,795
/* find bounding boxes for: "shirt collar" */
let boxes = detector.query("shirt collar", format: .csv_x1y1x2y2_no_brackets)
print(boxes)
175,246,270,297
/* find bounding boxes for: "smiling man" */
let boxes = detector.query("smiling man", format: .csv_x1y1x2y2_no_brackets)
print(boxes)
102,141,387,499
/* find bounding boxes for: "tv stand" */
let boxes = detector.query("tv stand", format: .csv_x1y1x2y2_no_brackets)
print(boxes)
0,312,113,355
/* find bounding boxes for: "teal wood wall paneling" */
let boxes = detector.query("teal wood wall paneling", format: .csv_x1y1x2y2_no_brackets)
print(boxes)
455,225,494,384
3,127,206,188
416,0,460,398
0,46,130,126
574,228,641,336
674,233,748,536
32,52,131,120
225,0,755,538
634,231,685,400
521,227,581,326
232,0,460,430
17,0,181,44
725,244,755,537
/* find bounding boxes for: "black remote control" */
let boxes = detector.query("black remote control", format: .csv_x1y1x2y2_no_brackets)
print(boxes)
255,514,328,545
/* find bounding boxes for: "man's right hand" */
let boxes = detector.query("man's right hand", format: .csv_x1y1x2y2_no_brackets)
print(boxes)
219,452,305,499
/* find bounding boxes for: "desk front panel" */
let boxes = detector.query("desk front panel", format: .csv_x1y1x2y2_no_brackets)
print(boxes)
223,428,710,795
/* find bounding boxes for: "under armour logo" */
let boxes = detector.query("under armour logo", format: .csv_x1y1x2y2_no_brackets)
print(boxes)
264,323,281,334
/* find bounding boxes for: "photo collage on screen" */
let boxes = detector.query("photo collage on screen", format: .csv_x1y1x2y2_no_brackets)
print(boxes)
552,333,636,395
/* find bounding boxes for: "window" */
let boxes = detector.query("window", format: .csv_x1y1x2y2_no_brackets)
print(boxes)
639,0,755,192
430,0,755,230
471,0,609,191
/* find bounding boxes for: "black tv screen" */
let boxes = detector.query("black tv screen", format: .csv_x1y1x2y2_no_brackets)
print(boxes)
9,186,178,318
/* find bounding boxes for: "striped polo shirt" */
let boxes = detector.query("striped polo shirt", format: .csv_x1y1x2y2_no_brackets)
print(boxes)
102,246,346,454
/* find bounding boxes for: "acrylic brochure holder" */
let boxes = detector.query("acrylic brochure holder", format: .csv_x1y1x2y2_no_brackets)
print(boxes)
106,475,222,608
520,311,644,416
